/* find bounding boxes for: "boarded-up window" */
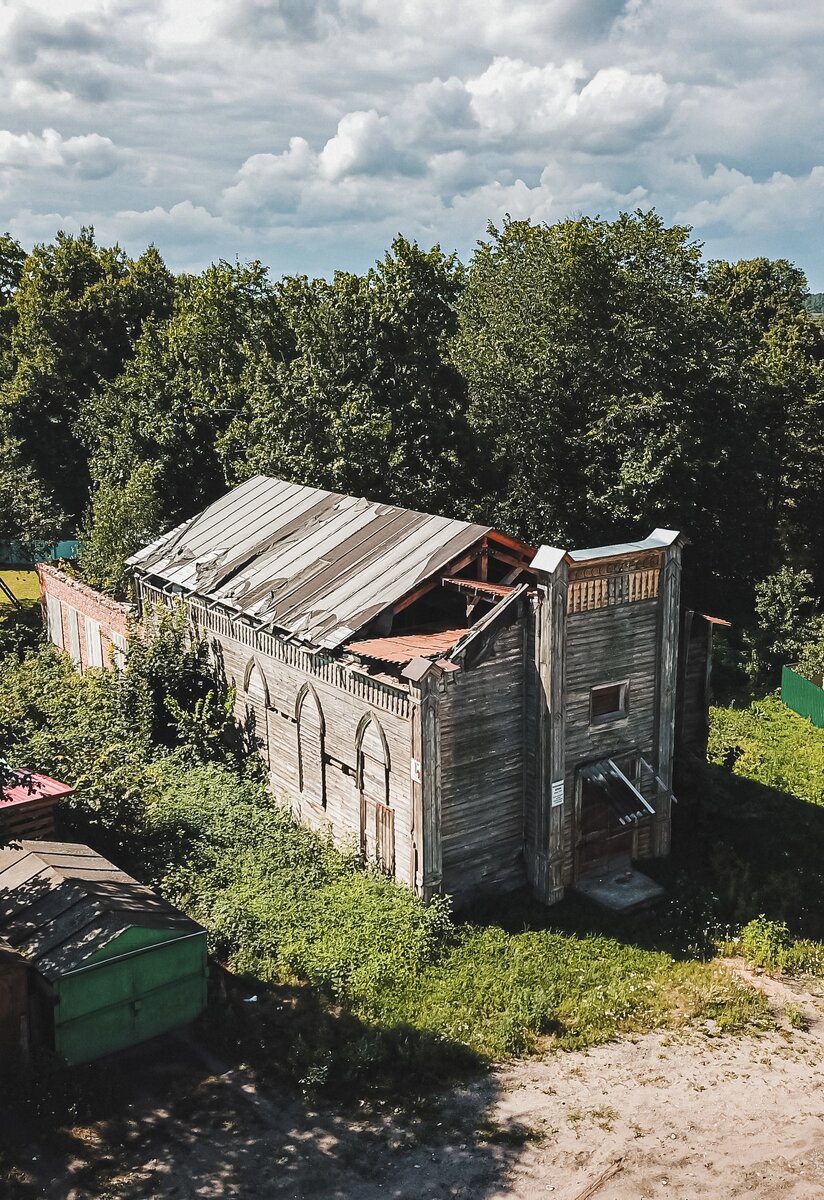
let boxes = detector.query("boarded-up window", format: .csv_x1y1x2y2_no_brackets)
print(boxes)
358,718,394,874
46,595,63,649
66,606,81,667
590,682,628,724
245,661,270,766
111,632,127,671
297,686,325,806
85,616,103,668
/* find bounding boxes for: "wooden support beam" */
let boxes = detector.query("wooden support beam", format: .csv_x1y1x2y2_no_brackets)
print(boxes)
488,547,538,573
390,548,482,616
487,530,537,558
652,540,682,857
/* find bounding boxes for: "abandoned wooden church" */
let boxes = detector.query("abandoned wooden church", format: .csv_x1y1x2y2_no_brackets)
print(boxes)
126,475,709,907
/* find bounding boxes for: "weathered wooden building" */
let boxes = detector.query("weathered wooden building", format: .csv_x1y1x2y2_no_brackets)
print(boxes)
127,475,691,907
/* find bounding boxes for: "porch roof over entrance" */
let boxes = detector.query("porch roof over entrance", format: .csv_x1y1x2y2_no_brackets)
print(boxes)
579,759,656,827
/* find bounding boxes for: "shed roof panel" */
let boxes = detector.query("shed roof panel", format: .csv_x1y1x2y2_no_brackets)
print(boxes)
0,841,201,979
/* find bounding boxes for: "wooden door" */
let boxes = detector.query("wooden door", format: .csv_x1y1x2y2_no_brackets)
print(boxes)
577,777,633,878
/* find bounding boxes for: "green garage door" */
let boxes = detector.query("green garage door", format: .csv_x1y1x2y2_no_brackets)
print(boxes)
54,931,207,1065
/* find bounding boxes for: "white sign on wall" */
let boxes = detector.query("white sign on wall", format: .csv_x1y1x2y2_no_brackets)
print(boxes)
551,779,565,807
410,757,422,783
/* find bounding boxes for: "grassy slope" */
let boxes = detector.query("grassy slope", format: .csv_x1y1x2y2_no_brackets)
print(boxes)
141,759,768,1074
702,696,824,973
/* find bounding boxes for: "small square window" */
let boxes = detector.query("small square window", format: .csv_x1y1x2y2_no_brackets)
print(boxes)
590,682,628,724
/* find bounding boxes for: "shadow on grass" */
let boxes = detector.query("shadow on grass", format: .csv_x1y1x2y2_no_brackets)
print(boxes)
464,758,824,958
0,969,520,1200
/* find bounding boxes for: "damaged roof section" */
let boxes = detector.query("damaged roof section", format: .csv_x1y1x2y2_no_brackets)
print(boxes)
127,476,492,650
347,628,467,665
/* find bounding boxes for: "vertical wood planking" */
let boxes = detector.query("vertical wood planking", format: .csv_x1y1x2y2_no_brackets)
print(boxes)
652,543,682,856
438,620,527,903
137,582,416,888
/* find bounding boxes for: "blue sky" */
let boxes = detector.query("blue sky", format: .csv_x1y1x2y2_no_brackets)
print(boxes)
3,0,824,287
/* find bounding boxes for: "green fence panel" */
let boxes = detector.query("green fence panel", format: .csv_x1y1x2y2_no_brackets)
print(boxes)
782,665,824,730
0,540,79,566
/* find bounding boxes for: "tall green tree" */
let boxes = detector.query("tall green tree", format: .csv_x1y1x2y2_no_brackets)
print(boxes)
0,228,174,539
706,258,824,593
0,232,26,376
82,259,278,537
238,236,475,516
452,214,824,618
453,212,718,549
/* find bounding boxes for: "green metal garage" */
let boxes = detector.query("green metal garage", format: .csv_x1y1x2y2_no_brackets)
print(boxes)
0,841,207,1065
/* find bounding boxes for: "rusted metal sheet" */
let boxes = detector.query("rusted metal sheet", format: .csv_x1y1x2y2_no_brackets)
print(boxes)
346,627,467,665
1,770,74,807
127,476,492,650
441,576,515,598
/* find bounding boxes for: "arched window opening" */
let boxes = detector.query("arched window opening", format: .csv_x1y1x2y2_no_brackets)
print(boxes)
244,659,270,766
357,715,394,875
297,685,326,807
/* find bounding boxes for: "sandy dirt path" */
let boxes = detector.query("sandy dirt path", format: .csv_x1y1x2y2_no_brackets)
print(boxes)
14,965,824,1199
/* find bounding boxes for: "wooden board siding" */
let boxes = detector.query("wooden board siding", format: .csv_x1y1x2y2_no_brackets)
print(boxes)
140,586,416,889
563,598,660,882
652,546,682,858
523,618,539,853
0,796,57,842
438,620,527,902
676,614,711,755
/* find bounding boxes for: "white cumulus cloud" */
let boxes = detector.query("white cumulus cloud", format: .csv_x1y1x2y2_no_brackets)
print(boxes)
0,0,823,284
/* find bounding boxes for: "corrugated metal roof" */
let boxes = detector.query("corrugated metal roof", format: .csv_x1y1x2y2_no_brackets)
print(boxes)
0,842,200,980
347,627,467,666
1,771,74,811
127,476,492,650
567,529,681,562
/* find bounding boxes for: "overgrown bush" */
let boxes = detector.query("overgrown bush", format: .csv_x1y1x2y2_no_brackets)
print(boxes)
739,916,793,969
733,917,824,977
708,696,824,807
0,637,777,1077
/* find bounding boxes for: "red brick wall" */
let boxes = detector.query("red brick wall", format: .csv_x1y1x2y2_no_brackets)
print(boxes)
37,564,133,673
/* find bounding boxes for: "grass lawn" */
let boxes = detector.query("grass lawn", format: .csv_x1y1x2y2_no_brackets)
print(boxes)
0,569,40,606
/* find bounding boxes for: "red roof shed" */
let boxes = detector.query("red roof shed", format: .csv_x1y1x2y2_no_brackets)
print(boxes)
0,771,74,842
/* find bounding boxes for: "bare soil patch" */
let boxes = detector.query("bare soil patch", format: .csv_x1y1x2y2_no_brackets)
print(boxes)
3,966,824,1199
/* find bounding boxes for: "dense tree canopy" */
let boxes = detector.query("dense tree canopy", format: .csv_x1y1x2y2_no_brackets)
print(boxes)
237,236,475,516
0,228,174,539
453,212,718,548
0,213,821,639
81,259,276,542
